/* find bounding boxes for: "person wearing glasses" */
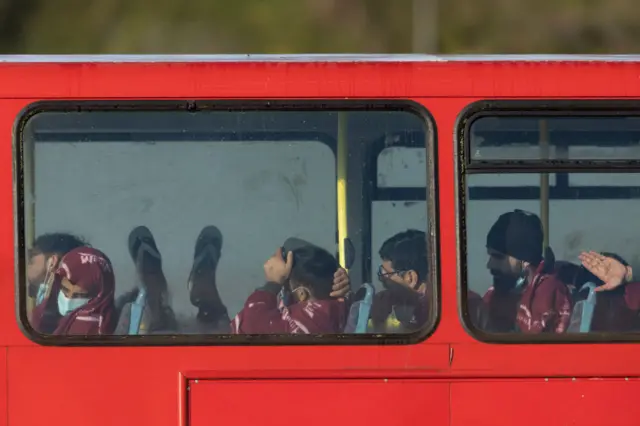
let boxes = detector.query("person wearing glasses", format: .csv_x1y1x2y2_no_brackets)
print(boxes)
369,229,431,333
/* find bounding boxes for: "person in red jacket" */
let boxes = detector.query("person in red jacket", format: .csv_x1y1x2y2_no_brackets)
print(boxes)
30,246,117,336
482,210,572,334
467,289,487,330
231,244,347,334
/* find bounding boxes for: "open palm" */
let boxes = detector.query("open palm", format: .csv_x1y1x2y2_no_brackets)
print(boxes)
578,251,627,292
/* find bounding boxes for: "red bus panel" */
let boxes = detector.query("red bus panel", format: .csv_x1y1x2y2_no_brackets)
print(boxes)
451,378,640,426
189,379,450,426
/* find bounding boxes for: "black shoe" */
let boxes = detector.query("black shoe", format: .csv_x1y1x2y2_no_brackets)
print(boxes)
189,226,227,322
193,226,223,264
128,226,161,264
126,226,176,332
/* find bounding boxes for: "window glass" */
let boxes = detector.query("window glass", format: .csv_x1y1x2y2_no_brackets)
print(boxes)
377,147,426,188
373,146,428,291
19,106,435,341
470,116,640,161
463,114,640,337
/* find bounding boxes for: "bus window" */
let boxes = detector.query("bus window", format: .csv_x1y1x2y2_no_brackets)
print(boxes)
461,109,640,338
359,132,435,335
470,116,640,161
17,103,436,342
373,146,428,291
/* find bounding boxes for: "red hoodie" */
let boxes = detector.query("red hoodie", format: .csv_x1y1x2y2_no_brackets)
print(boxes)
623,282,640,311
589,281,640,332
483,262,572,333
467,290,488,330
31,247,116,336
231,283,347,334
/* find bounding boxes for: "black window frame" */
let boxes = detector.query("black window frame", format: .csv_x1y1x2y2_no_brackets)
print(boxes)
457,99,640,343
14,99,439,347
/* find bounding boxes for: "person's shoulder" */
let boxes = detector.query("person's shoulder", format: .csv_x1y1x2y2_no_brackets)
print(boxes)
374,288,391,297
539,272,571,292
482,286,495,301
468,289,484,301
312,297,347,311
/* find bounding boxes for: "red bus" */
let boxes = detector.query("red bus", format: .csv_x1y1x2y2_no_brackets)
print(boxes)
5,55,640,426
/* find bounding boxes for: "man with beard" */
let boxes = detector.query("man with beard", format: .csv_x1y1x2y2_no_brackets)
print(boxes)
368,229,431,333
482,210,572,333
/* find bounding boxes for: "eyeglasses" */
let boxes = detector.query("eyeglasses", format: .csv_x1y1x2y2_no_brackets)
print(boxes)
377,265,406,279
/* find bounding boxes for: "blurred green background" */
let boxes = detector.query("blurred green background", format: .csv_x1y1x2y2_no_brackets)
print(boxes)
1,0,638,54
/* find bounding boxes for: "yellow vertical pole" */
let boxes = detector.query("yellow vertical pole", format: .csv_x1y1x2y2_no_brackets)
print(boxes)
337,112,349,270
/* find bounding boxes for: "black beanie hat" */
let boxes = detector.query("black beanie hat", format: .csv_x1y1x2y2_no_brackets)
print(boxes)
486,209,544,265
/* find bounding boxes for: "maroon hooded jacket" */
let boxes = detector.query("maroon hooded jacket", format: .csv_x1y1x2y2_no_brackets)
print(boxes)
623,281,640,311
467,290,488,330
589,281,640,332
31,247,116,336
483,262,572,333
231,283,347,334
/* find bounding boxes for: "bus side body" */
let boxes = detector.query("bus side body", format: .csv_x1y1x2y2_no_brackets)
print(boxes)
1,58,640,426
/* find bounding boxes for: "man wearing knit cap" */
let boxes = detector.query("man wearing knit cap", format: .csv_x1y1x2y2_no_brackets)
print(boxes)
480,210,572,333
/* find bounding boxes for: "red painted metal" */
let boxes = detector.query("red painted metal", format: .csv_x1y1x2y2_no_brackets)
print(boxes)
189,379,450,426
2,58,640,425
451,378,640,426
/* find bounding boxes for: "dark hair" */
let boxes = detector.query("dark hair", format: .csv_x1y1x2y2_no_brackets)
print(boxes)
30,233,88,258
379,229,428,282
600,252,629,267
289,245,339,300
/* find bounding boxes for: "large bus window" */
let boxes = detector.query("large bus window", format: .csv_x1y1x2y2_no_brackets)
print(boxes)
17,103,436,343
460,109,640,339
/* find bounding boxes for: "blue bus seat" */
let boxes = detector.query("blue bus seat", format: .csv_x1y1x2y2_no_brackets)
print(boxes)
567,281,597,333
128,287,147,335
344,283,375,333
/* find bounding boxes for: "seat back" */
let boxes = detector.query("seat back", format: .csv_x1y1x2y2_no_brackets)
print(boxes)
344,283,375,333
128,287,147,335
567,282,597,333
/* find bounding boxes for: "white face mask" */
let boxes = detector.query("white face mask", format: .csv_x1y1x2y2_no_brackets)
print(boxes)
57,291,90,316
